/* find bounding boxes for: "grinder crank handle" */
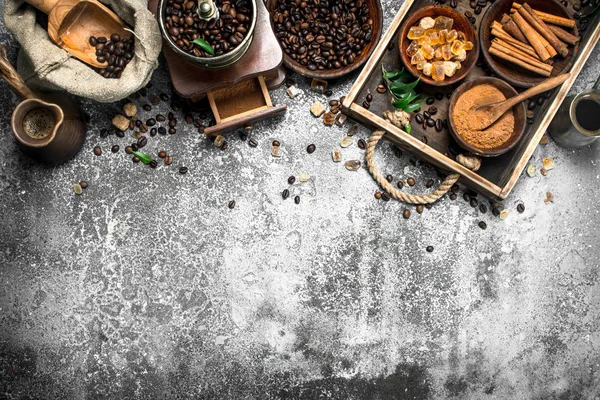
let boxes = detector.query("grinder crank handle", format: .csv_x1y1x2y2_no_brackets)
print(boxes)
0,45,36,100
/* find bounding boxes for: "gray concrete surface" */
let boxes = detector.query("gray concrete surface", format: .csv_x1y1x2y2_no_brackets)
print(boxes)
1,1,600,398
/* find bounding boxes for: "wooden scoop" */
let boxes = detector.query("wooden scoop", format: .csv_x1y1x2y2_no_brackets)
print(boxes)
471,73,570,131
25,0,129,68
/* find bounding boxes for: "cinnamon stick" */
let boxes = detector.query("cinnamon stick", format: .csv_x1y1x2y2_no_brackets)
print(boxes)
520,3,568,57
501,13,528,43
492,39,549,68
490,42,553,73
489,46,552,77
511,11,551,61
490,28,540,59
512,3,576,28
548,24,580,45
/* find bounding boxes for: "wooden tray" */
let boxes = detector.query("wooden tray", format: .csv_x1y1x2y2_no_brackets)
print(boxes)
342,0,600,200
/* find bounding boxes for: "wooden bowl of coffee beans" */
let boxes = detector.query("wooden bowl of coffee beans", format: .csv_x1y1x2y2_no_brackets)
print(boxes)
159,0,257,69
266,0,383,80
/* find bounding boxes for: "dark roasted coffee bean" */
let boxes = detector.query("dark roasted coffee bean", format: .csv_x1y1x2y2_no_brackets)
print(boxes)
132,156,140,163
407,177,415,186
428,106,438,115
93,146,102,155
116,130,125,138
272,140,280,147
282,189,290,199
79,181,89,189
358,139,366,149
111,33,121,42
402,209,411,219
381,192,390,202
288,176,296,184
169,119,178,128
415,114,424,124
517,203,525,213
169,128,177,135
248,138,258,148
474,5,482,14
131,143,138,151
463,193,471,202
158,127,167,135
111,145,119,153
366,93,373,102
478,221,487,230
426,179,434,188
228,200,236,209
479,204,488,214
150,128,157,137
397,181,404,189
435,119,443,132
164,155,173,166
125,145,133,154
143,104,152,111
151,96,160,105
426,245,434,252
386,174,393,183
158,151,167,158
492,208,500,217
156,114,166,122
137,136,147,148
146,118,156,126
449,193,457,200
426,119,435,127
435,92,444,100
179,166,188,174
307,144,316,154
150,160,158,168
536,96,544,106
89,36,97,46
528,100,536,110
416,205,424,214
426,97,435,105
294,195,300,204
470,198,479,208
423,111,431,120
363,101,370,109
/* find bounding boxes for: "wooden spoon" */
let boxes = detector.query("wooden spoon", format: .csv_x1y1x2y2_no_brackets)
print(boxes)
25,0,129,68
471,73,570,131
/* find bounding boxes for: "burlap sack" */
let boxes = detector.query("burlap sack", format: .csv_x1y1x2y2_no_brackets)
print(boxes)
3,0,162,103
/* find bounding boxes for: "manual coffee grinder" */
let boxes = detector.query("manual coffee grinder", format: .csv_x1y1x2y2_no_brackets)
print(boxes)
152,0,286,136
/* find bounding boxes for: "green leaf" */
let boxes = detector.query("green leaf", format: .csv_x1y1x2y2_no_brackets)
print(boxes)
403,99,425,113
132,151,153,165
392,93,421,110
192,38,215,56
389,77,420,95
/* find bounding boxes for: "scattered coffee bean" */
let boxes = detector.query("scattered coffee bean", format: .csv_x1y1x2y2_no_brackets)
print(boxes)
426,245,434,252
415,114,424,124
426,179,434,188
146,118,156,127
386,174,393,183
125,146,133,154
435,119,443,132
79,181,89,189
407,177,415,186
463,193,471,202
111,145,119,153
169,128,177,135
248,138,258,148
527,100,537,110
479,204,488,213
381,192,390,202
307,144,316,154
143,104,152,111
426,97,435,105
397,181,404,189
449,193,457,200
228,200,236,209
416,205,424,214
358,139,366,149
517,203,525,213
428,106,438,116
403,209,411,219
470,198,479,208
93,146,102,156
478,221,487,230
158,151,167,158
179,166,188,174
366,93,373,102
272,140,281,147
435,92,444,101
151,96,160,105
426,119,436,127
288,176,296,184
132,156,140,163
282,189,290,199
158,127,167,135
375,192,382,199
150,160,158,168
294,195,300,204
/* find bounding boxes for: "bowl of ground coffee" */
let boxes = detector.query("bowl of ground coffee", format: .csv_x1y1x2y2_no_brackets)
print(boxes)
267,0,383,79
159,0,257,69
449,77,526,157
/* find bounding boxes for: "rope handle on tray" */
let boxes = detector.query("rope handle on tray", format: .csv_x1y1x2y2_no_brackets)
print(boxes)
366,130,481,205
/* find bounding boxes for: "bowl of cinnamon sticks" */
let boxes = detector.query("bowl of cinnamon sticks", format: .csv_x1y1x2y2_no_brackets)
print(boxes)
480,0,580,88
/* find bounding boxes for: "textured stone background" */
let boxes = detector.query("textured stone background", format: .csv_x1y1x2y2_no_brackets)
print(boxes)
1,0,600,398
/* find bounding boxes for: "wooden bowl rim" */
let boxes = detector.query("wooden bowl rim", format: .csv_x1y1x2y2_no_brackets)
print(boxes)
266,0,384,80
398,5,481,87
479,0,580,89
448,76,527,157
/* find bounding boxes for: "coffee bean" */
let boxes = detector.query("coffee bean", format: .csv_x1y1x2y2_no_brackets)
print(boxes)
423,111,431,120
151,96,160,105
93,146,102,155
132,156,140,163
492,208,500,217
527,100,536,110
179,166,188,174
143,104,152,111
478,221,487,230
294,195,300,204
156,114,166,122
463,193,471,202
165,155,173,165
479,204,488,213
381,192,390,202
397,181,404,189
366,93,373,102
377,84,386,93
150,160,158,168
435,92,444,101
435,119,443,132
517,203,525,213
450,0,457,7
358,138,366,149
146,118,156,126
228,200,236,209
249,138,258,148
288,176,296,184
111,144,119,153
536,96,544,106
426,245,434,252
426,179,434,188
415,114,424,124
169,119,178,128
282,189,290,199
362,101,370,109
125,146,133,154
307,144,316,154
426,119,435,127
116,130,125,138
79,181,89,189
158,127,167,135
169,128,177,135
449,193,457,200
137,136,148,148
402,209,411,219
407,177,415,186
426,97,435,105
416,205,424,214
470,198,479,208
89,36,97,46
